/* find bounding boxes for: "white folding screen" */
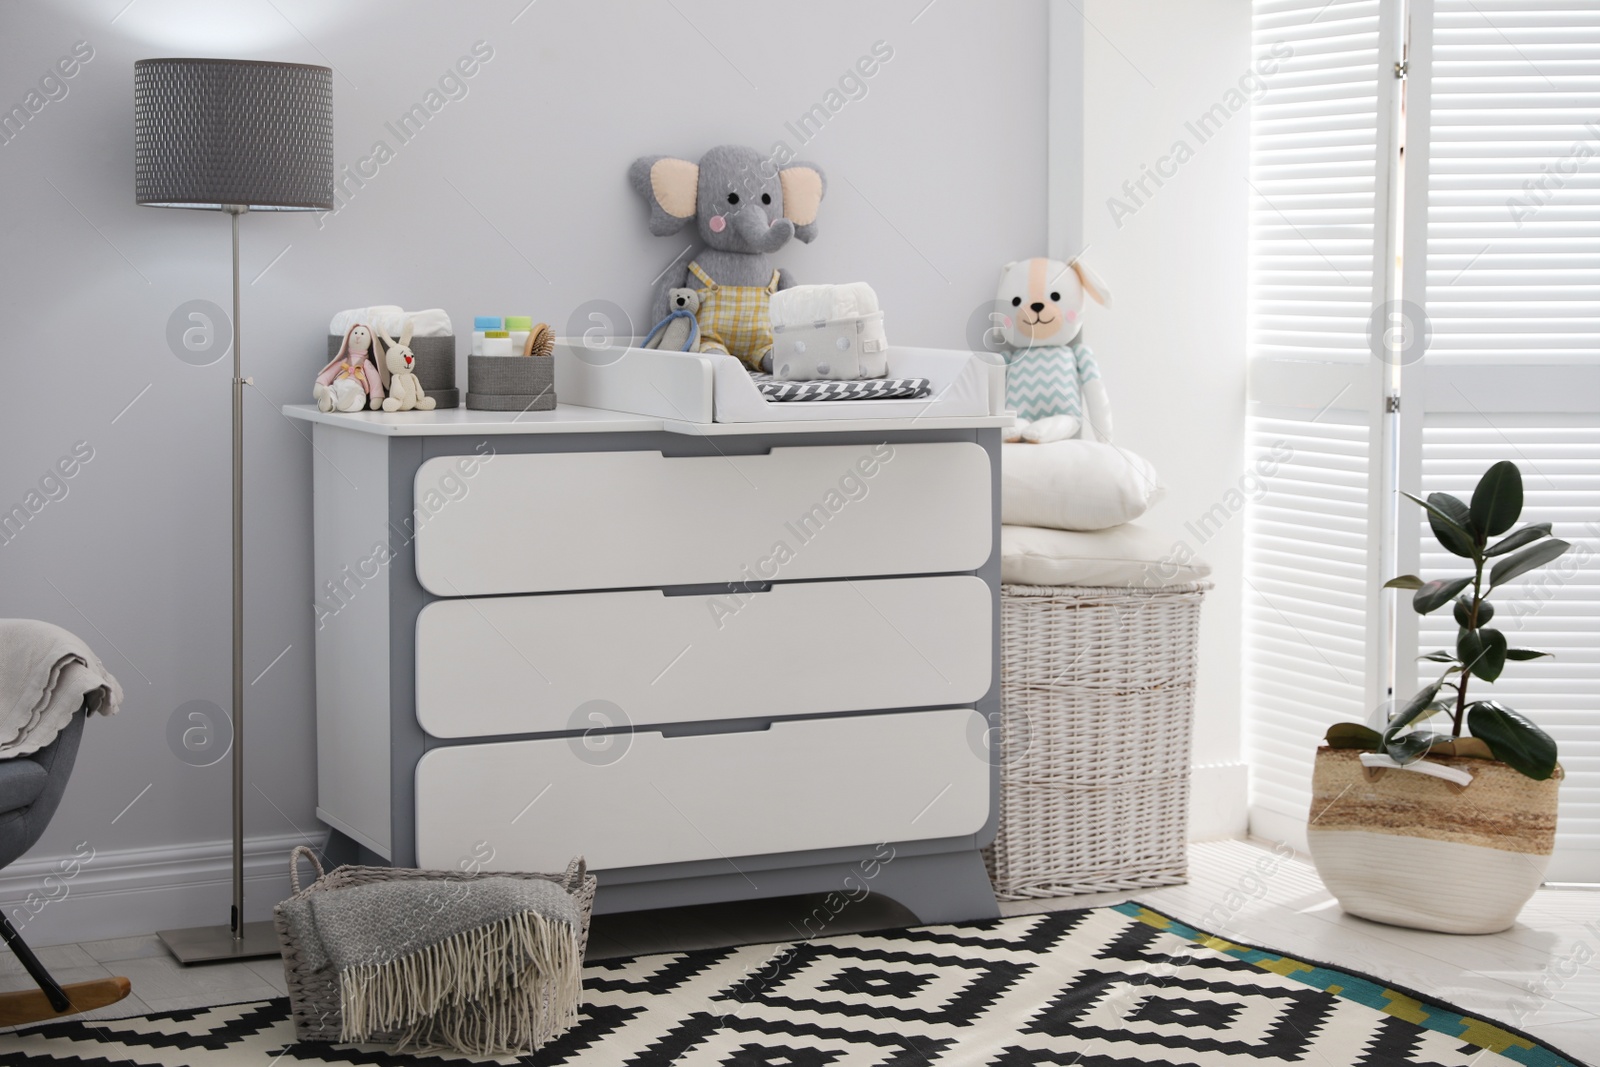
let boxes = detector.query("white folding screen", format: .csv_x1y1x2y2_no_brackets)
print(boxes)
1243,0,1398,848
1247,0,1600,879
1398,0,1600,881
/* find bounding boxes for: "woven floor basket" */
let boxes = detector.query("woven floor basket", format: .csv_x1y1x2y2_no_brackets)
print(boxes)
273,847,597,1043
985,582,1208,899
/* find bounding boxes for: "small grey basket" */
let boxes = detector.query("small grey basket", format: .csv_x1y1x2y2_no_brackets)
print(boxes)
326,333,458,408
467,355,556,412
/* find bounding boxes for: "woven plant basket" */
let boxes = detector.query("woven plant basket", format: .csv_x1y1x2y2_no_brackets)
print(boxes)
273,847,596,1044
984,583,1207,899
1307,748,1561,934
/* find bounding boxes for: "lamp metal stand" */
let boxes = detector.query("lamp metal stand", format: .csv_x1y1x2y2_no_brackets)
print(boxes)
157,206,281,964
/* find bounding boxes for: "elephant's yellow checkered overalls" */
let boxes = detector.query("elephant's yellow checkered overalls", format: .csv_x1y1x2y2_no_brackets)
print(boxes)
688,261,781,371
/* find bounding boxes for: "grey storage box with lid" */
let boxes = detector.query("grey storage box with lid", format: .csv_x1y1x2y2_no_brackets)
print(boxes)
466,354,556,411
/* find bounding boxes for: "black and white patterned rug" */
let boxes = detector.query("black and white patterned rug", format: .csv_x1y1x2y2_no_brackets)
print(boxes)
1,903,1585,1066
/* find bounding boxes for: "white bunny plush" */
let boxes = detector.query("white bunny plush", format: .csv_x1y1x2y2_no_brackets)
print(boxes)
995,257,1113,444
378,319,436,412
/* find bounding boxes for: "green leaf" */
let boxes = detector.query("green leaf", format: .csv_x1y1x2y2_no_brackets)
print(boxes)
1386,731,1449,764
1401,491,1478,558
1383,681,1443,741
1454,595,1493,628
1384,575,1426,590
1467,700,1558,780
1489,539,1571,589
1471,461,1523,538
1415,576,1474,615
1417,649,1458,663
1325,723,1383,750
1505,648,1554,661
1458,627,1508,683
1485,522,1551,558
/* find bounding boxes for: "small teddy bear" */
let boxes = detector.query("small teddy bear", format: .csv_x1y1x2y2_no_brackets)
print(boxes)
641,288,702,352
995,257,1113,444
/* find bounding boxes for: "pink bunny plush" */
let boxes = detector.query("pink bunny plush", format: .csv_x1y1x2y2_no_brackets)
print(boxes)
314,324,385,412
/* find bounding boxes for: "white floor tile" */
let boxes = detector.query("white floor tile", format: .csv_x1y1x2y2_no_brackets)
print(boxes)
78,935,170,964
108,955,281,1003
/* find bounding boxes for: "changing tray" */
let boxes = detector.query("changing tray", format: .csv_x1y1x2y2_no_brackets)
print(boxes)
553,340,1006,425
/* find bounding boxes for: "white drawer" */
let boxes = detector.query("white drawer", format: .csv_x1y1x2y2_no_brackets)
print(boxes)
415,576,992,738
412,442,991,596
414,708,989,872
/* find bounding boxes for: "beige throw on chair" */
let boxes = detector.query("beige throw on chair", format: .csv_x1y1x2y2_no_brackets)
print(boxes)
0,620,121,758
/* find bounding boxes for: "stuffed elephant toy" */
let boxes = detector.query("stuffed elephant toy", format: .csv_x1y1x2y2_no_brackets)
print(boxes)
629,144,825,371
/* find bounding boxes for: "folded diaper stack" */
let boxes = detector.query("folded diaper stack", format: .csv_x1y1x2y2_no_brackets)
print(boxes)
326,307,458,409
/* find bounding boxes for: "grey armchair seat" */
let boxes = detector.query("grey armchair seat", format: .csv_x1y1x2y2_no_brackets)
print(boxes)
0,710,84,868
0,709,89,1015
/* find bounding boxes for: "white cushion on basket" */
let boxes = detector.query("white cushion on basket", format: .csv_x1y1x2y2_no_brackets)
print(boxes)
1002,440,1165,531
1001,523,1211,587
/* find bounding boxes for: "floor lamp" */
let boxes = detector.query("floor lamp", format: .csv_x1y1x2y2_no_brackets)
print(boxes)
135,58,334,964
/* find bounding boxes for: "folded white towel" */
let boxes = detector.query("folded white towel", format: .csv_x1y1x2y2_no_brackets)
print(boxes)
0,620,121,758
328,306,401,338
329,307,453,339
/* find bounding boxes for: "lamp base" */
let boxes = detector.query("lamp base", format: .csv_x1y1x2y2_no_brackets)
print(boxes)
157,921,279,965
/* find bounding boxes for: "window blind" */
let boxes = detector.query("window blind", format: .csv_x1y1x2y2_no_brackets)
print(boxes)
1244,0,1395,846
1248,0,1386,364
1419,0,1600,364
1244,411,1374,845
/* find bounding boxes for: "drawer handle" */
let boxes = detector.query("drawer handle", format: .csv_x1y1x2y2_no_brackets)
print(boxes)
657,719,774,739
661,581,773,597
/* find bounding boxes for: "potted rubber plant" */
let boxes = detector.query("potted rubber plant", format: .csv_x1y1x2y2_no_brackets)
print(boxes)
1307,460,1570,934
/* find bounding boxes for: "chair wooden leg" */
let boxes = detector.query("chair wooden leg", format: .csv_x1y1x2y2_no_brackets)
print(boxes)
0,977,132,1027
0,913,68,1012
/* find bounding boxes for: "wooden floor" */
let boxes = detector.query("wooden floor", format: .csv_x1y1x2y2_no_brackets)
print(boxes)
2,839,1594,1063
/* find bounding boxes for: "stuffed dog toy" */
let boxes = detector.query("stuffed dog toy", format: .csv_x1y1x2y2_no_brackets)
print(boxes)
996,257,1113,443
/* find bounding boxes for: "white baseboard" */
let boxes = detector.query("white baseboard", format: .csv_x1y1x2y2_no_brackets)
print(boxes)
1190,762,1249,841
0,831,317,948
1247,805,1311,854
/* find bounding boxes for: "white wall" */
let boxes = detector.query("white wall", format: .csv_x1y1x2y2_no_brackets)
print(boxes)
0,0,1053,943
1076,0,1252,835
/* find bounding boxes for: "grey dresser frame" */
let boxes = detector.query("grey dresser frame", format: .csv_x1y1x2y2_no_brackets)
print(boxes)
316,424,1004,925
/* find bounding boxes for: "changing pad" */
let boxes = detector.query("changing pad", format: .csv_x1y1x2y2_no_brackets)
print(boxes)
751,374,930,402
553,341,1007,424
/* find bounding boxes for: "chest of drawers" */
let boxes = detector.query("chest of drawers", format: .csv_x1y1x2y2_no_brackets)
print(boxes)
287,402,1005,923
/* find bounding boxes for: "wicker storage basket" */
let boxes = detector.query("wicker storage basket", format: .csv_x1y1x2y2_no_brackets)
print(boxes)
985,582,1208,899
273,847,596,1044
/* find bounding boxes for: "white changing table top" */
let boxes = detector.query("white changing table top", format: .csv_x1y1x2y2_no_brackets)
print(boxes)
281,403,1013,437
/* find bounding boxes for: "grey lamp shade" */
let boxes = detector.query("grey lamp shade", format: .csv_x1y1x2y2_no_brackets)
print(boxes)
135,58,333,211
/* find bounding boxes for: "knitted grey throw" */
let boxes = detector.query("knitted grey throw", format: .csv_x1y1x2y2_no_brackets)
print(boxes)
278,876,582,1054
